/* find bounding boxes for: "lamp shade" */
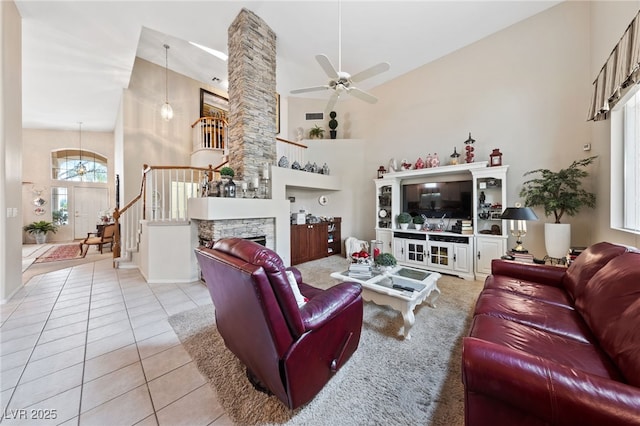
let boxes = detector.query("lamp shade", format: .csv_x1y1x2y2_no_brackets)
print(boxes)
500,207,538,221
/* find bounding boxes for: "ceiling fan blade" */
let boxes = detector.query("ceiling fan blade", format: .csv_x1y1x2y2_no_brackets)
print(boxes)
349,87,378,104
350,62,390,83
290,85,330,94
316,54,339,79
325,92,340,114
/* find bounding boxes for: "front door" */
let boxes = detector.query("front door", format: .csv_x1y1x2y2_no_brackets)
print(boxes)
74,187,109,239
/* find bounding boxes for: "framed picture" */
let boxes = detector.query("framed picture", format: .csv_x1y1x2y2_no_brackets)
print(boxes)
200,89,228,118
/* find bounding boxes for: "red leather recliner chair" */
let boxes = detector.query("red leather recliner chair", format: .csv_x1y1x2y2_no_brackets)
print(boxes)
194,237,363,409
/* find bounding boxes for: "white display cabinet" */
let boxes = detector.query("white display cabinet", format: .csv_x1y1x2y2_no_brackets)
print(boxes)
373,162,508,281
471,165,509,279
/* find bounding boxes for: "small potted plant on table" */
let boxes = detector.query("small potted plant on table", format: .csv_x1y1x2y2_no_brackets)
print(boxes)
412,215,425,230
397,212,412,230
23,220,58,244
374,252,397,272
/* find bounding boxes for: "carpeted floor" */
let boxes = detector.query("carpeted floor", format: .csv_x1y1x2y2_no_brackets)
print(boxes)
169,256,483,425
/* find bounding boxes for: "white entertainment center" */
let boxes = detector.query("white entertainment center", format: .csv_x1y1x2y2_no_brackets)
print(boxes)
374,162,509,281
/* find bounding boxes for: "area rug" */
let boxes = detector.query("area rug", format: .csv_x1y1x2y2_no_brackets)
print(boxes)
34,244,86,263
169,256,483,425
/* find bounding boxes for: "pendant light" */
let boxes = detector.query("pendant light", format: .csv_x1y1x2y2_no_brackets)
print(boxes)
76,122,87,177
160,44,174,121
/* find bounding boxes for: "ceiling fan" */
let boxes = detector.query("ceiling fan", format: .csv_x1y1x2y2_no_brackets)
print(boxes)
290,1,390,113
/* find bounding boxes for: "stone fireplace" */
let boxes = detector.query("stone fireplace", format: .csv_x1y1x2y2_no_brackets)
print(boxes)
191,9,281,256
196,218,274,249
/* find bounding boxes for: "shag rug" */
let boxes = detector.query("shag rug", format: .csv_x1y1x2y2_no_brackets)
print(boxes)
168,256,483,425
34,243,87,263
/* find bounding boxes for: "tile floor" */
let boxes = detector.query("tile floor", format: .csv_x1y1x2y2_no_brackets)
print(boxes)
1,256,233,425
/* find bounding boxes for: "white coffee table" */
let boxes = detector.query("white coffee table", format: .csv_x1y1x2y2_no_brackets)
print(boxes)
331,265,441,340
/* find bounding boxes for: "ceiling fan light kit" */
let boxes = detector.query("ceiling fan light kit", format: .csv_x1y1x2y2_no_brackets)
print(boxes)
290,1,390,113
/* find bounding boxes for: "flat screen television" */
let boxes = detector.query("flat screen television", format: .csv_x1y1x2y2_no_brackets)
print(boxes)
402,180,473,220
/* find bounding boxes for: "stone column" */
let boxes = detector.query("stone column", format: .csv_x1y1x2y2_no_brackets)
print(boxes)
228,8,277,188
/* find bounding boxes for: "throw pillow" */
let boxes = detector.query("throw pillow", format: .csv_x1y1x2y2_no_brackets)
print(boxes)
286,270,309,307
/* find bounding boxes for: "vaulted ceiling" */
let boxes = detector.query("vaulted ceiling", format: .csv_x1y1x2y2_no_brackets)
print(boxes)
15,1,561,132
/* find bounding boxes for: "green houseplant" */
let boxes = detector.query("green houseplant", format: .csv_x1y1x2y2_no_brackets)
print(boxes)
519,155,597,258
23,220,58,244
328,111,338,139
309,125,324,139
397,212,412,230
219,166,234,178
412,214,425,230
374,252,397,268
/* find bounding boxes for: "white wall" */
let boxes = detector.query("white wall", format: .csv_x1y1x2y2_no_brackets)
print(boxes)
285,139,369,247
1,0,23,302
588,1,640,249
21,129,114,243
290,1,596,257
122,58,227,203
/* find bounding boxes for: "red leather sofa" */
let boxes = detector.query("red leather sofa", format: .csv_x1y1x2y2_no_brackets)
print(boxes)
462,242,640,425
195,238,363,409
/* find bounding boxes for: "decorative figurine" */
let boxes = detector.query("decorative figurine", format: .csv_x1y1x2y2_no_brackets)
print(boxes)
464,132,476,163
431,153,440,168
450,147,461,165
490,148,503,166
415,157,425,169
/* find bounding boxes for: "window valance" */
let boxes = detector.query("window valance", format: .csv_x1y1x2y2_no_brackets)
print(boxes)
588,10,640,121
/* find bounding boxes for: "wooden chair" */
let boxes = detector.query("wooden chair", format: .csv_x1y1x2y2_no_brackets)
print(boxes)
80,223,116,253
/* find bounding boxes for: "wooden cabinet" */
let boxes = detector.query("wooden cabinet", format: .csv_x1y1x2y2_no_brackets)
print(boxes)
291,218,341,265
327,218,341,256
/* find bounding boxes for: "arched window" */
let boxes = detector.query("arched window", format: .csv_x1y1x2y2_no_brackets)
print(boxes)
51,149,108,183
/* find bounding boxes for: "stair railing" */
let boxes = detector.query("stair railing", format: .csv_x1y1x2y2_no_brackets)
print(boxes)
112,163,221,265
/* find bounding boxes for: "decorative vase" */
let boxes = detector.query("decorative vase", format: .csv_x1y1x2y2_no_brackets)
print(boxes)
544,223,570,259
400,223,409,230
414,224,422,230
35,232,47,244
330,130,337,139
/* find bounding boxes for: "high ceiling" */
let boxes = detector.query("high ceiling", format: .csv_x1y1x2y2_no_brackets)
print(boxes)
15,1,561,132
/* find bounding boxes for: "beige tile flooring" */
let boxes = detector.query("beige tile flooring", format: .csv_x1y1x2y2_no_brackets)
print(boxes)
1,255,233,425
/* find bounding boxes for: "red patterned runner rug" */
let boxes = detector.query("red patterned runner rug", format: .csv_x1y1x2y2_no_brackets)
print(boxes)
34,244,87,263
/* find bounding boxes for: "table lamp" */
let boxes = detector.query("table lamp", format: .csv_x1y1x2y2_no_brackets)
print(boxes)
500,204,538,253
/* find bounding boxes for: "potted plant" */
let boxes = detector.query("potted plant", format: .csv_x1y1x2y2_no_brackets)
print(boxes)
412,214,425,230
397,212,412,230
328,111,338,139
309,125,324,139
218,166,236,198
374,252,397,271
519,156,597,258
23,220,58,244
219,166,234,179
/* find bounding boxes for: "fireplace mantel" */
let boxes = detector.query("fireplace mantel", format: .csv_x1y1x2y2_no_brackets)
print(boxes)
188,197,291,264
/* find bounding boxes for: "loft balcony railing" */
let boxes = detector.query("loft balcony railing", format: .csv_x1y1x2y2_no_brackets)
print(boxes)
276,137,306,167
192,114,228,153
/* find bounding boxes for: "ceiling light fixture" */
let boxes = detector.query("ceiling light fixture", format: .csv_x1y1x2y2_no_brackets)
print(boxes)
160,44,174,121
189,41,228,61
76,122,87,177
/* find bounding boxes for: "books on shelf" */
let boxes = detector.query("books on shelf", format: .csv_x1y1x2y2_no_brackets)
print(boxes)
452,219,474,235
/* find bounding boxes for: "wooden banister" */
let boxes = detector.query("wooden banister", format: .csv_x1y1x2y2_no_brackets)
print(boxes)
276,137,308,149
